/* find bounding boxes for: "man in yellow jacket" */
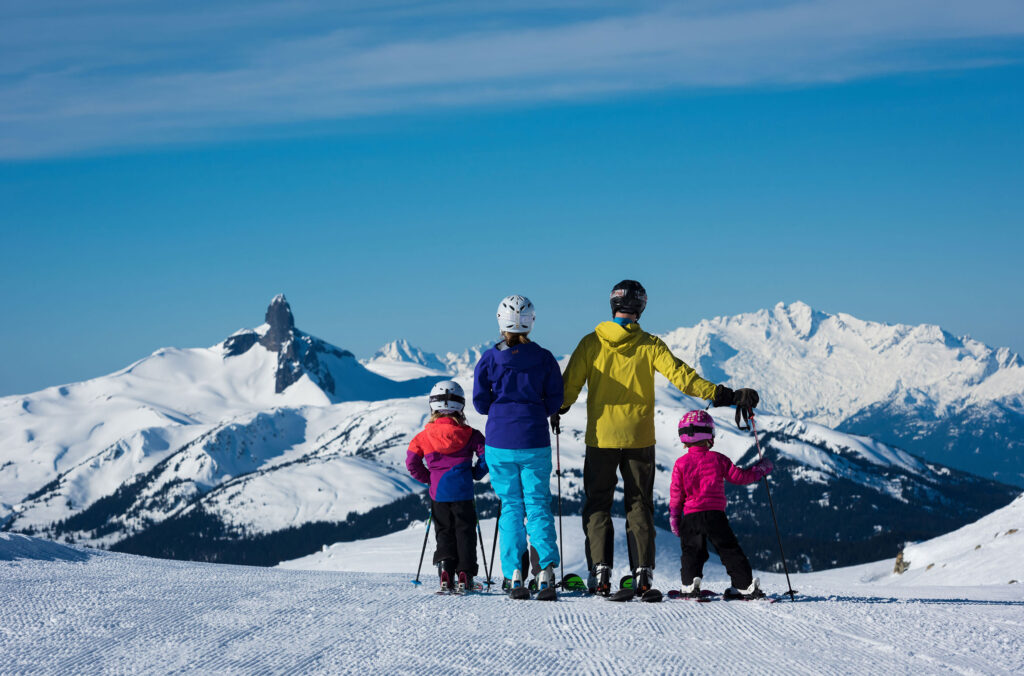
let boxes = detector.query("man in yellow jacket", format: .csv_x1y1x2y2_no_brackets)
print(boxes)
558,280,759,597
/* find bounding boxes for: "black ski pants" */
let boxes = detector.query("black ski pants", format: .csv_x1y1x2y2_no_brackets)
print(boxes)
431,499,478,576
582,445,656,571
679,510,753,589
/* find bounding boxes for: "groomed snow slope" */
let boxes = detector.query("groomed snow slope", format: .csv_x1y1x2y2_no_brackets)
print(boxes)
2,533,1022,675
814,494,1024,588
893,494,1024,586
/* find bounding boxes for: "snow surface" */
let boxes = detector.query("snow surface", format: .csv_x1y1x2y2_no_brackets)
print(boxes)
882,494,1024,587
3,526,1023,675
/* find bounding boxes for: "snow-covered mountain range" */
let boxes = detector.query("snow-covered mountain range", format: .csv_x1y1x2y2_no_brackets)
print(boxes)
662,301,1024,486
361,339,491,380
1,297,1019,571
364,301,1024,486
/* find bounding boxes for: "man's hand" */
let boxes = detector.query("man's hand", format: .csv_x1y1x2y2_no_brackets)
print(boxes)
550,414,561,435
711,384,735,407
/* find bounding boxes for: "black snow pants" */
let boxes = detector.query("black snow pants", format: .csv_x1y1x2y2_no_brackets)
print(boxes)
679,510,753,589
582,445,657,571
431,499,478,576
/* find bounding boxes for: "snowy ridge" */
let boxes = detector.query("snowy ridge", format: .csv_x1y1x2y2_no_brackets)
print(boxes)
661,301,1024,425
365,339,449,372
660,301,1024,484
363,339,495,379
892,494,1023,586
0,296,444,531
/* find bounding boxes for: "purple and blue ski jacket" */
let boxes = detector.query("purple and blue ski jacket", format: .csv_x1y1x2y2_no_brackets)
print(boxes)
405,417,487,502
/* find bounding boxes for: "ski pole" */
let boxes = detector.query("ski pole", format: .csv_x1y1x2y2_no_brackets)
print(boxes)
412,511,432,585
473,497,489,589
749,412,797,602
487,502,501,589
555,428,565,585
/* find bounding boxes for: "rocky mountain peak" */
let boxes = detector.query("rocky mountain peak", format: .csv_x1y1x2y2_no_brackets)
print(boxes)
260,295,295,353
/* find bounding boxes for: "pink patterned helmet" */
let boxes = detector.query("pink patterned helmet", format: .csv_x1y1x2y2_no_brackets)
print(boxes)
678,410,714,445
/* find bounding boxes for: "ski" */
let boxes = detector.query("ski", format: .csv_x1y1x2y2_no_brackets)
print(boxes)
640,588,663,603
555,573,589,597
607,588,635,602
535,587,557,601
667,589,719,602
607,587,663,603
722,590,794,603
508,587,532,600
451,582,485,595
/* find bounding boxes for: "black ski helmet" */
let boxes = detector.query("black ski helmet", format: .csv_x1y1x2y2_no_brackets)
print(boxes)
610,280,647,317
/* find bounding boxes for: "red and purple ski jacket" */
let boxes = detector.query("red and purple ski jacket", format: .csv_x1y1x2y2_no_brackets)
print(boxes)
669,446,764,518
406,417,487,502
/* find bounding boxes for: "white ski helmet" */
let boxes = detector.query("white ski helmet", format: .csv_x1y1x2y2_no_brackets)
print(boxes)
429,380,466,413
496,295,535,334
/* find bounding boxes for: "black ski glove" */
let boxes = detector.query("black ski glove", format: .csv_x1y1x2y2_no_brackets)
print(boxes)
550,414,561,435
711,384,735,407
733,388,759,430
712,385,759,429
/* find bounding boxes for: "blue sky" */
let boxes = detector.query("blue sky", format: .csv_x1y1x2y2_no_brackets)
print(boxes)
2,1,1023,396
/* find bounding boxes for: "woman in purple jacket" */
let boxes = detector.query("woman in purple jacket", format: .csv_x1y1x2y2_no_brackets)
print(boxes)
473,295,563,599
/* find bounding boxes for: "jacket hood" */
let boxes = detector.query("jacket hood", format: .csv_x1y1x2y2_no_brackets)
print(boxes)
490,340,548,370
423,417,475,450
594,321,643,352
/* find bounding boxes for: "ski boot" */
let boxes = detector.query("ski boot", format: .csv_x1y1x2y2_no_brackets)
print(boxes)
588,563,612,597
724,577,765,600
508,569,531,600
634,567,654,594
614,565,663,602
456,571,474,594
680,576,702,597
437,560,456,593
535,565,557,601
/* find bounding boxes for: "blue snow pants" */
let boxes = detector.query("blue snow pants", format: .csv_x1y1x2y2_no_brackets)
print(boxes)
486,445,560,580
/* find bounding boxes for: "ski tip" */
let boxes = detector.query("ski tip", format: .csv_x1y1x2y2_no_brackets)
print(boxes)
607,589,636,602
640,589,663,603
535,588,558,601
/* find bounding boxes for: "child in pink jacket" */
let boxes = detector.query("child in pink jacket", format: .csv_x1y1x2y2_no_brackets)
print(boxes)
669,409,773,598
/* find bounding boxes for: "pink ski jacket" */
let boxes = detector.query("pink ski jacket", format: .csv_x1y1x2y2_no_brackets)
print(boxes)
669,446,765,517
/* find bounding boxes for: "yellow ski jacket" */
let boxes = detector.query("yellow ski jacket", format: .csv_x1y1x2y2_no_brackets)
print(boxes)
561,321,717,449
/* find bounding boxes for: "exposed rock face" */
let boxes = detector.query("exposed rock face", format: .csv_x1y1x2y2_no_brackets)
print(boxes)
224,294,354,395
260,294,295,353
223,331,257,357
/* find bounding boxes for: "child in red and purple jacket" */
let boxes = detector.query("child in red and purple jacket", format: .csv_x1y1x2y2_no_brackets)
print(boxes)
669,409,773,598
406,380,487,592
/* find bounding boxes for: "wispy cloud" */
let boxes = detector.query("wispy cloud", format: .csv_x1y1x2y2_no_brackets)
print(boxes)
2,0,1023,158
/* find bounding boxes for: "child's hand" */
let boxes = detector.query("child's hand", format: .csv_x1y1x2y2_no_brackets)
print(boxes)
472,463,488,480
670,514,680,537
755,458,774,477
